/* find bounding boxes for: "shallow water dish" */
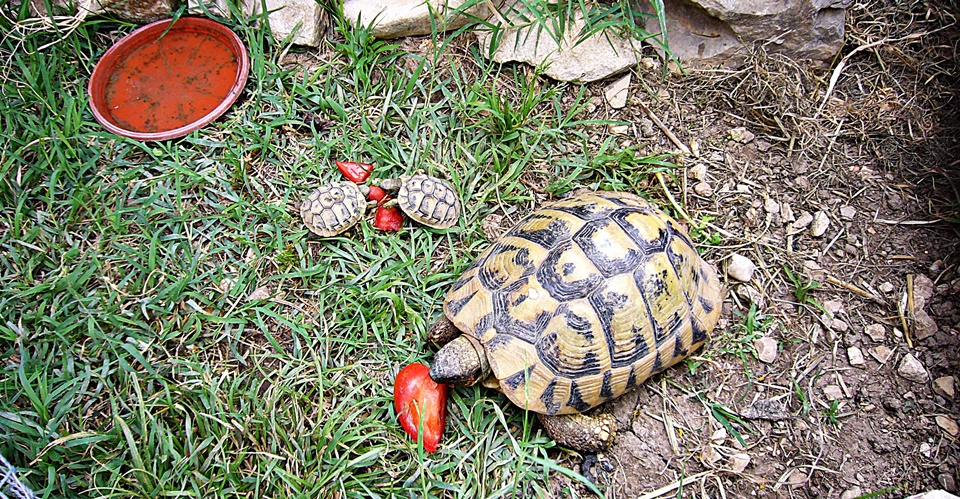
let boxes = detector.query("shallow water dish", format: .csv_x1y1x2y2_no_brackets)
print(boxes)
88,17,249,141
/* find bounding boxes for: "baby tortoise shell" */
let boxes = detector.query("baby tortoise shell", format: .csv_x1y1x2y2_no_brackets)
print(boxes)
381,174,461,229
440,191,722,415
300,181,367,237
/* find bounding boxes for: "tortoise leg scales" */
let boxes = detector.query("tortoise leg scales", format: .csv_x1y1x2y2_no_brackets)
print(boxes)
537,412,616,453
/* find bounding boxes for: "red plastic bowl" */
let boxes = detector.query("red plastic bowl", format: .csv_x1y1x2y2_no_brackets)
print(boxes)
88,17,249,141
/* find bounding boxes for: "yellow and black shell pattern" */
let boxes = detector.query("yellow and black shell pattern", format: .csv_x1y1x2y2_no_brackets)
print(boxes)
443,191,722,415
396,174,461,229
300,181,366,237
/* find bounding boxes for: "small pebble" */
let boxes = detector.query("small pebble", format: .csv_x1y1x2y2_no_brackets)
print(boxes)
689,163,707,180
764,198,780,214
936,415,959,437
638,118,655,137
840,205,857,219
792,211,814,231
940,473,959,493
729,453,750,473
701,443,722,467
754,336,778,363
897,353,929,383
737,286,766,308
864,323,886,342
810,211,830,237
823,385,844,400
934,376,956,399
887,194,902,209
847,346,865,367
603,73,631,109
869,345,894,364
727,253,757,282
780,203,795,222
694,181,715,197
831,319,849,333
247,285,272,301
880,282,895,294
823,299,845,315
840,486,863,499
729,127,756,144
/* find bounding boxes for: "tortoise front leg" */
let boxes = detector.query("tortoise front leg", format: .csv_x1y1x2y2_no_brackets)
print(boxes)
537,412,616,453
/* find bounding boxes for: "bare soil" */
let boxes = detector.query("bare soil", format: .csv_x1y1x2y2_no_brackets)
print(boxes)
540,1,960,497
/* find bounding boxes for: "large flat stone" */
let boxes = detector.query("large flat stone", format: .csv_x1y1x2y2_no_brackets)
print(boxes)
476,3,641,82
29,0,176,23
343,0,494,39
642,0,849,67
242,0,327,46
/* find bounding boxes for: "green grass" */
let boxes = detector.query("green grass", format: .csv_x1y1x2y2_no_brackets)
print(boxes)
0,5,677,498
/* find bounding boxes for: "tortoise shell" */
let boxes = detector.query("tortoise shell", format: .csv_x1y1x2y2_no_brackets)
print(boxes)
396,174,461,229
300,181,366,237
442,191,722,415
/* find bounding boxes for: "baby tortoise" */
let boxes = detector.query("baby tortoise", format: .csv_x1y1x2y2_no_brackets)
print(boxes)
378,173,461,230
301,174,461,236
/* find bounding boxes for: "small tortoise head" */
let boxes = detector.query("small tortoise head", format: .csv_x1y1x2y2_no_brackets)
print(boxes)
429,335,491,386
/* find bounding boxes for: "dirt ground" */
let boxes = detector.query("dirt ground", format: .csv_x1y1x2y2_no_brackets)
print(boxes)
530,1,960,497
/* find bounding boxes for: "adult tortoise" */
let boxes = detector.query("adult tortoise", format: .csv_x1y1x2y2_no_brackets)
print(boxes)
429,190,722,453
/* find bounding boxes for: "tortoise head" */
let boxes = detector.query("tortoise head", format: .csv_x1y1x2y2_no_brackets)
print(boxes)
430,335,490,386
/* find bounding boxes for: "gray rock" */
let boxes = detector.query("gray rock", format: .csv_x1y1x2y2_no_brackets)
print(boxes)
344,0,493,39
694,181,715,197
897,353,929,383
727,253,756,282
823,384,844,400
906,491,960,499
810,210,830,237
477,2,641,82
936,415,958,437
243,0,327,46
915,275,936,302
823,299,845,315
639,0,848,68
740,399,791,421
933,376,956,399
864,323,886,342
729,453,750,473
689,163,708,180
847,346,865,367
780,202,795,222
791,211,814,232
840,205,857,219
914,308,940,340
869,345,894,364
754,336,778,363
31,0,175,23
840,486,863,499
764,198,780,214
729,127,755,144
603,73,631,109
188,0,229,16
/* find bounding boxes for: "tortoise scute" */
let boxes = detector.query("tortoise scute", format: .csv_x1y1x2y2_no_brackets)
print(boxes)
443,190,722,415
